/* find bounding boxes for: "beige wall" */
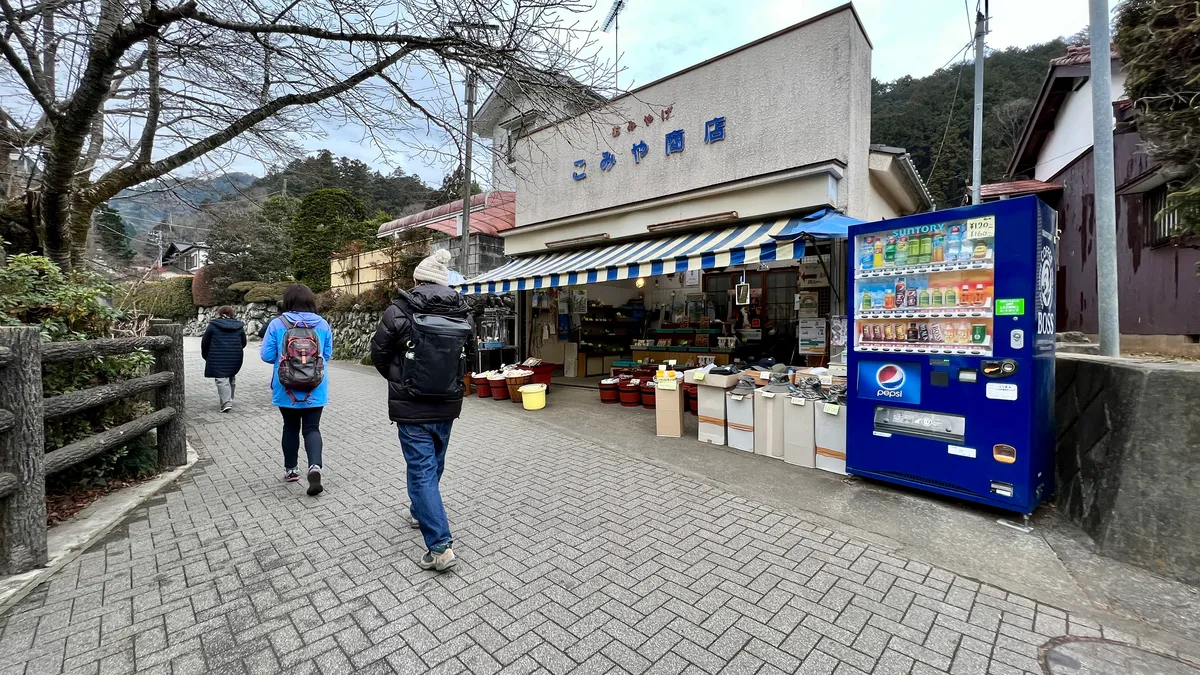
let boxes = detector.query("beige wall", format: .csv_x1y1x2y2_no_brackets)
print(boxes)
509,7,872,242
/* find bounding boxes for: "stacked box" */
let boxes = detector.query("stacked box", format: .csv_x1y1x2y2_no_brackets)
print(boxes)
814,402,847,474
725,390,755,452
697,386,729,445
753,389,785,460
782,397,816,468
656,379,684,438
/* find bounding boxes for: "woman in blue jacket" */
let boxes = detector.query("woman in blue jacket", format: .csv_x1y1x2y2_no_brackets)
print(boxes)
260,284,333,496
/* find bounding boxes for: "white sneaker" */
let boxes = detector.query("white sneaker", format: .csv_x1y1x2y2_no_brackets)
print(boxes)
306,465,323,496
418,547,456,572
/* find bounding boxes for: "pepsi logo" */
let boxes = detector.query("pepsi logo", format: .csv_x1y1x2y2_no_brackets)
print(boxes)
876,364,906,390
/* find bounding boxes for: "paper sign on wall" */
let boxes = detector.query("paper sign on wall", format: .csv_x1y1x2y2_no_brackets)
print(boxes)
798,261,829,288
985,382,1018,401
798,318,827,355
797,291,819,318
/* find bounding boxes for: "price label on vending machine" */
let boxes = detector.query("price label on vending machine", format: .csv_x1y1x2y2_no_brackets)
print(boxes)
966,215,996,240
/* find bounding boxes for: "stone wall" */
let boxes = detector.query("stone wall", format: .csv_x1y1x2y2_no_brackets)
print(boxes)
1055,353,1200,586
185,304,382,362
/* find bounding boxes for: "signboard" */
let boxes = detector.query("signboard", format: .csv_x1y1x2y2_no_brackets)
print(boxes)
796,291,819,318
995,298,1025,316
798,261,829,288
798,318,827,355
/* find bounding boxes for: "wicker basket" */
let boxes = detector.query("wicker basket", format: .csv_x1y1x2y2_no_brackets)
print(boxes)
505,373,533,402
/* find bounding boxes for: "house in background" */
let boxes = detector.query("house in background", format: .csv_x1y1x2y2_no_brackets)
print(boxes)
161,241,209,276
990,44,1200,356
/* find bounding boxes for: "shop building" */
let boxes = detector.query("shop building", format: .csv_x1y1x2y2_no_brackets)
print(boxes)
461,3,931,375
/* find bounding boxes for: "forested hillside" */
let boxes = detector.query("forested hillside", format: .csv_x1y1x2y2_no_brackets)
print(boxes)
871,38,1072,206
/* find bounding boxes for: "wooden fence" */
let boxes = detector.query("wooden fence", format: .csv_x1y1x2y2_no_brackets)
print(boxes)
0,321,185,575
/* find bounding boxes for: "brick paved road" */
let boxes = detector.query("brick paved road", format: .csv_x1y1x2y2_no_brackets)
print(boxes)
0,339,1195,674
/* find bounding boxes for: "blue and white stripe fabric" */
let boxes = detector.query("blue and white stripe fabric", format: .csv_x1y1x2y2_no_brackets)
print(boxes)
457,217,809,295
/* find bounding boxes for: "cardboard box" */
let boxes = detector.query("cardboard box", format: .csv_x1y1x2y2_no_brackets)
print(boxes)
814,401,847,474
655,382,684,438
697,385,728,445
782,397,816,468
684,368,740,389
725,389,755,452
753,389,785,460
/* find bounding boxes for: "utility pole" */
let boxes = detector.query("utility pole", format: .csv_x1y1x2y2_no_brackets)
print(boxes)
281,177,288,199
1090,0,1120,356
970,1,988,205
448,21,499,279
460,70,478,278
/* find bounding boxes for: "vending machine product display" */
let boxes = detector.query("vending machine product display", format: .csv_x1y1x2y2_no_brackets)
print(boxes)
846,197,1057,514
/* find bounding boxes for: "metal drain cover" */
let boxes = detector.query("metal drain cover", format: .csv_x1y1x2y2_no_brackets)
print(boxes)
1043,637,1200,675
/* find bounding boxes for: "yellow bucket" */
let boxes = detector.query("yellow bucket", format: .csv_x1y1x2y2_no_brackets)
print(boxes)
518,383,547,411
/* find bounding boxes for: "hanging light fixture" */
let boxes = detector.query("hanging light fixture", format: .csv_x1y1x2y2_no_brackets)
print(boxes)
635,277,646,288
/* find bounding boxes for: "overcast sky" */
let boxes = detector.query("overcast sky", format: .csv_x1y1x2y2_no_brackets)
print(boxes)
281,0,1104,187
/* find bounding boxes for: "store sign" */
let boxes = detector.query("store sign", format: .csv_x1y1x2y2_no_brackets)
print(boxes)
572,107,728,181
796,291,819,318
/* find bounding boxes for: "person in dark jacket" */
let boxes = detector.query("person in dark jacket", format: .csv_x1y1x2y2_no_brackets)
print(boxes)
370,249,476,572
201,306,247,412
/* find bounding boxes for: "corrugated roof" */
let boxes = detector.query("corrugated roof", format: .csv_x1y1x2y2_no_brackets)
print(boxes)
376,192,516,238
980,180,1062,199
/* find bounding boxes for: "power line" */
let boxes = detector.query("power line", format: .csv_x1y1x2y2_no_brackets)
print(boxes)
926,42,974,184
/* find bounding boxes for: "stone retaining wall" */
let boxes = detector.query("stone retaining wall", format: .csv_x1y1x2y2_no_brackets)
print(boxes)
1055,353,1200,586
185,304,381,362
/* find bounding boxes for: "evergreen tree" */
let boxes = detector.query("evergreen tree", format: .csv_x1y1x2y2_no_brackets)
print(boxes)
93,204,134,263
205,196,297,297
289,189,369,291
431,165,483,207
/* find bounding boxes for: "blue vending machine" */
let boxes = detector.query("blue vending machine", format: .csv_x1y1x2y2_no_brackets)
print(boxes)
846,196,1057,515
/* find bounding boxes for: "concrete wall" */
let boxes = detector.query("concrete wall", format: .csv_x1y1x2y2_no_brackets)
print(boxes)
1055,353,1200,586
510,6,871,232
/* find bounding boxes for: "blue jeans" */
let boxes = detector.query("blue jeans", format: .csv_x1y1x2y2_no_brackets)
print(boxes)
398,422,454,552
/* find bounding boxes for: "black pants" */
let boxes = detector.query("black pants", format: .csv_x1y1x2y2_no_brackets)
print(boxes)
279,407,323,469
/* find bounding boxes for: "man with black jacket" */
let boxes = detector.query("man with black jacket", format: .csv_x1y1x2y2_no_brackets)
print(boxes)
370,249,476,572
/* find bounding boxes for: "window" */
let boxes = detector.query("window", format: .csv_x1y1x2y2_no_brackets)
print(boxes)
1145,185,1178,246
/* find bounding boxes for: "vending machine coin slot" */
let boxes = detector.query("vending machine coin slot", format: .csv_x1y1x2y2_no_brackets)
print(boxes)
981,360,1019,379
989,481,1014,498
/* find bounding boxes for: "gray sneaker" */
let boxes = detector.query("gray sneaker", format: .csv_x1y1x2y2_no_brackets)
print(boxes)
418,547,456,572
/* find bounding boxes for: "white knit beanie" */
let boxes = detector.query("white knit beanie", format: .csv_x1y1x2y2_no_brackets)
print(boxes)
413,248,452,286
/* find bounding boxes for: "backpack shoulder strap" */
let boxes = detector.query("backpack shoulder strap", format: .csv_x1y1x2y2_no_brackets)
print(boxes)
280,316,295,330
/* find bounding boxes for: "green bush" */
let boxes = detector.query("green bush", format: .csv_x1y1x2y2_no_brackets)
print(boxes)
0,255,158,493
243,281,293,303
289,189,368,291
128,277,194,320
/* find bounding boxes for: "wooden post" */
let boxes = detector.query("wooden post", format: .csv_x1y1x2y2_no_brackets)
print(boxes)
0,327,47,575
148,323,186,467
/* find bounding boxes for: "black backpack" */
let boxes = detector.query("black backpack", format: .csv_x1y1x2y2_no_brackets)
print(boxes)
277,317,325,401
394,291,472,400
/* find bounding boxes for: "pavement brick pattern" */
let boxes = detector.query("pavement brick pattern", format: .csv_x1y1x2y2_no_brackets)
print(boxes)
0,339,1188,674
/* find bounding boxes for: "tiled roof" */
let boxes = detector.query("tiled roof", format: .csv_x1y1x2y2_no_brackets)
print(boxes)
376,192,516,238
1050,44,1117,67
980,180,1062,199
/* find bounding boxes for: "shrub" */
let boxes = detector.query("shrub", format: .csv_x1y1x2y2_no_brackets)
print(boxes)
191,267,215,307
0,255,158,493
243,281,293,303
289,189,368,291
127,277,194,320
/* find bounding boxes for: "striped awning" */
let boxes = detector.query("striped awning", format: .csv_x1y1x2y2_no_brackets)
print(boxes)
457,217,813,295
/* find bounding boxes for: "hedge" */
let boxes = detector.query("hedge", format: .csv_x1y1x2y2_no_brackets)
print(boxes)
243,281,293,303
132,277,194,320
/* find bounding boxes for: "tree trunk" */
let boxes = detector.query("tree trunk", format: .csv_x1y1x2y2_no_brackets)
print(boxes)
0,327,48,575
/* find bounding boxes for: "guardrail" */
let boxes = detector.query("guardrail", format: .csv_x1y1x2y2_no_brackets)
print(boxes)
0,321,185,575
